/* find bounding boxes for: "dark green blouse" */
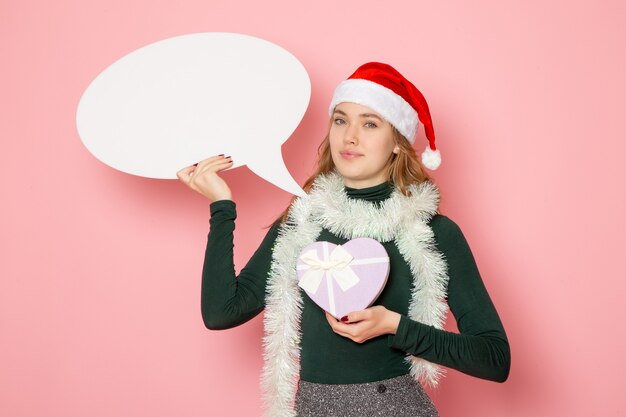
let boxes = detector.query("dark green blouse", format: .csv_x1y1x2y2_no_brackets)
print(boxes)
201,181,510,384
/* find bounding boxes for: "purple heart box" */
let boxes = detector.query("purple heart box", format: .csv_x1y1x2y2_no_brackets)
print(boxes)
296,237,390,319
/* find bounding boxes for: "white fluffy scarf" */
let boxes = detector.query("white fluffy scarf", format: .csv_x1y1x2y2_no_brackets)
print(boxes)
261,171,449,417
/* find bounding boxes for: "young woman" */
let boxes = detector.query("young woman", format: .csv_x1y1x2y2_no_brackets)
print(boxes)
177,62,510,417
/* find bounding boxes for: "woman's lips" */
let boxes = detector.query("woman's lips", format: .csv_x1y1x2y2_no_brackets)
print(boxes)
339,151,363,160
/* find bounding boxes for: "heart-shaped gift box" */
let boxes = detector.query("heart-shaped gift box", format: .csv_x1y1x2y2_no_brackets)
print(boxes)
296,237,390,319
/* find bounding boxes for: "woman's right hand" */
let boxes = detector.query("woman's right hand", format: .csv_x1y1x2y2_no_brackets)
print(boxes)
176,155,234,202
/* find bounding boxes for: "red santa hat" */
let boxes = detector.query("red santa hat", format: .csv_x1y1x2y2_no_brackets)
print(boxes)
329,62,441,170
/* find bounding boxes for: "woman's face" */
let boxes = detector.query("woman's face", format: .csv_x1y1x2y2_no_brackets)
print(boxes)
329,102,399,188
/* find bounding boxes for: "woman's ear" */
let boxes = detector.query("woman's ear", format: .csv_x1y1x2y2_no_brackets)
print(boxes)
393,146,400,154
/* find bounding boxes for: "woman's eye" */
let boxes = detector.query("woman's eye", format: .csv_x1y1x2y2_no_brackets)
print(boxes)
365,122,378,128
333,118,346,125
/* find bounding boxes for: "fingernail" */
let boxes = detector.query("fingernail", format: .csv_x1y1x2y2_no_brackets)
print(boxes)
340,316,349,322
219,154,224,156
225,155,231,159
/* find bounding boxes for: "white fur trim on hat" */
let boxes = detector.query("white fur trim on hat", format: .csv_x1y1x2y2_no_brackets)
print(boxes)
329,79,419,142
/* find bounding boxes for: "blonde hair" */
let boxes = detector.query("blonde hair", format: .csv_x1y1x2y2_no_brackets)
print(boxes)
270,118,433,226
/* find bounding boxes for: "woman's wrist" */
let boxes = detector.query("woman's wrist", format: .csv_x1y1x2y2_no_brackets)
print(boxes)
386,310,402,335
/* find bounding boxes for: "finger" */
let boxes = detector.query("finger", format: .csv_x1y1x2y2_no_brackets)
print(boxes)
326,313,357,335
336,324,364,342
195,154,227,170
325,311,338,326
176,165,196,182
327,321,352,339
194,161,233,179
325,313,350,335
324,312,373,343
214,158,234,171
345,309,371,323
195,157,233,175
339,312,356,323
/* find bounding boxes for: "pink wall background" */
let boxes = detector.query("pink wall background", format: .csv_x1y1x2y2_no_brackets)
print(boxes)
2,0,625,416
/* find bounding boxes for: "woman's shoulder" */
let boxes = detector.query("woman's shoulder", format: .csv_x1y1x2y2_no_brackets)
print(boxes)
428,213,466,243
428,213,456,228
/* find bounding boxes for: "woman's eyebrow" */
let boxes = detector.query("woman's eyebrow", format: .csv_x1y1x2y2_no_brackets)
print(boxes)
333,109,383,121
360,113,383,121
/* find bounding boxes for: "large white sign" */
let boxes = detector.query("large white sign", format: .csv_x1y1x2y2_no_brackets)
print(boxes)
76,32,310,196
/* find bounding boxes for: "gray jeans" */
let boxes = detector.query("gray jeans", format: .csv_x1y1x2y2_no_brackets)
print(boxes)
294,373,439,417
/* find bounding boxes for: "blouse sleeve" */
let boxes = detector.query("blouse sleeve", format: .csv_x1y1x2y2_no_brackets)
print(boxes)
386,214,511,382
200,200,281,330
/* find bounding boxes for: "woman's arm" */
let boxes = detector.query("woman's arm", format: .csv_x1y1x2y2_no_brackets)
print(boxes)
175,155,280,331
325,214,510,382
386,215,511,382
201,199,281,330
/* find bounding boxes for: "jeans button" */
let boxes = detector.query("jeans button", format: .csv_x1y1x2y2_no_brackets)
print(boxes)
377,383,387,393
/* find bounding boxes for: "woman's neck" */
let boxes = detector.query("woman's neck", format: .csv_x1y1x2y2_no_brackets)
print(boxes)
344,181,394,203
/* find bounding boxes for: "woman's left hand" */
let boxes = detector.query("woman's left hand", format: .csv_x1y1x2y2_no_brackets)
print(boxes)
325,306,402,344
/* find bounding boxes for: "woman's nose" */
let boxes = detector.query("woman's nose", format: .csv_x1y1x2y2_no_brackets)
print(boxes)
344,125,358,144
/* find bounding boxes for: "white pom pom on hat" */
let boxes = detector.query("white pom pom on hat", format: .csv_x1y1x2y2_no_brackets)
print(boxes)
421,147,441,170
329,62,441,170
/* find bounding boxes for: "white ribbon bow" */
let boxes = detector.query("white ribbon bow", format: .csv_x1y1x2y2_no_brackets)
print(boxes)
297,244,360,294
